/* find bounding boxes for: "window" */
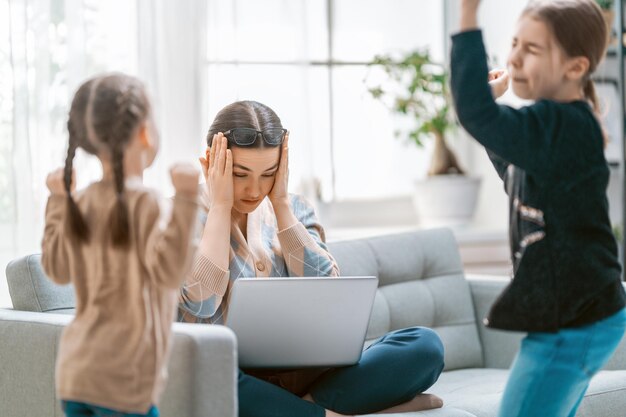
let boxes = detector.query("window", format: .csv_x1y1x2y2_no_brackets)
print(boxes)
205,0,445,200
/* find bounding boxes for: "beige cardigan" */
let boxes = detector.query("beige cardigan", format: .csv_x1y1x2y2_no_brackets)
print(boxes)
42,180,198,413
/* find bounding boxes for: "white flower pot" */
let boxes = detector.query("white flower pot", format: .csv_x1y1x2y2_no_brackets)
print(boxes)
413,175,482,227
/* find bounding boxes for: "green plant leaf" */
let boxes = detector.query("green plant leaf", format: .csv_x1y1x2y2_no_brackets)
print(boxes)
365,48,455,141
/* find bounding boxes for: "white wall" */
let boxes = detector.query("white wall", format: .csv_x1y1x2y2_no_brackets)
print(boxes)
445,0,529,231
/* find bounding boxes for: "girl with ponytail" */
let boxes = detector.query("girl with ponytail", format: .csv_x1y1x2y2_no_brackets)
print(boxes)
451,1,626,416
42,73,200,416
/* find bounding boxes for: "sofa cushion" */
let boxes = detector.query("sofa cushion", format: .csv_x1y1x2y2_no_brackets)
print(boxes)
6,254,75,314
577,370,626,417
424,368,626,417
328,228,484,371
428,368,507,417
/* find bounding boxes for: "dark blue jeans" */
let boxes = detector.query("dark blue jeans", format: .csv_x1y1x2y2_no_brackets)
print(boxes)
62,401,159,417
238,326,445,417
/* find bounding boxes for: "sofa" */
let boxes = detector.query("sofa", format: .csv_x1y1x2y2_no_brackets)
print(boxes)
1,227,625,417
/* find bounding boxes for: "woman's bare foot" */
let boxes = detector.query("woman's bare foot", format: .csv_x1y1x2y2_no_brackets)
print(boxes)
376,394,444,414
302,393,354,417
326,411,353,417
303,392,442,416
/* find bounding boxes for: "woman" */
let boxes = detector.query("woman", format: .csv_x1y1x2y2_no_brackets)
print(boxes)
178,100,445,417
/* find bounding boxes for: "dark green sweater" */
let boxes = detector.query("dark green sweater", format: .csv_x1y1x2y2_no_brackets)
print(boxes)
451,29,625,332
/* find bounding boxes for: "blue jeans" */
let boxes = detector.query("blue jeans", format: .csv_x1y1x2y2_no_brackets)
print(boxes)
62,401,159,417
238,326,445,417
498,307,626,417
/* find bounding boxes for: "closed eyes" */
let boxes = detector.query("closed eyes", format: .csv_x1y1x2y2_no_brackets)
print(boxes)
233,172,277,178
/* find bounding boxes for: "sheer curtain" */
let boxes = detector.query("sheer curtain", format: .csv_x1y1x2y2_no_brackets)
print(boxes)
137,0,208,193
1,0,138,307
0,0,207,308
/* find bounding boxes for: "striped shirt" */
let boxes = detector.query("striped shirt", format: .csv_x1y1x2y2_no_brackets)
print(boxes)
178,187,339,324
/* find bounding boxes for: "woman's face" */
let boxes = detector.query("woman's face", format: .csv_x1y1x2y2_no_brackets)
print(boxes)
230,146,280,214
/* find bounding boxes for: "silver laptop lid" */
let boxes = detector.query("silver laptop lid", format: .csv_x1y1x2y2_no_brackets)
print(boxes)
225,276,378,369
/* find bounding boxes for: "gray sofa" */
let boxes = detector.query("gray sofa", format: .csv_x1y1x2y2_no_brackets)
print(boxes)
1,228,625,417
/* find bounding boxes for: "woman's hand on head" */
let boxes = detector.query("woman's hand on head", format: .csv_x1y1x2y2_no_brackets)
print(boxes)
46,168,71,196
205,133,234,209
488,69,509,99
170,162,200,198
269,132,290,208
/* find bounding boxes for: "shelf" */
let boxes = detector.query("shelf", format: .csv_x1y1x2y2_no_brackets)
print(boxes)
606,47,621,58
594,77,620,87
610,0,625,279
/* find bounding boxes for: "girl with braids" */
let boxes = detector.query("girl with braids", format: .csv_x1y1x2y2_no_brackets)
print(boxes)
42,73,200,417
451,1,626,416
178,100,445,417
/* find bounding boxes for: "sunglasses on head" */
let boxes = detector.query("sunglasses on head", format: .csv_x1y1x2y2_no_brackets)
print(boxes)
223,128,287,146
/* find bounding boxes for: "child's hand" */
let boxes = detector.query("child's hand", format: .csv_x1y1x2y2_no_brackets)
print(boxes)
462,0,481,8
488,69,509,99
170,163,200,197
46,168,71,196
460,0,481,31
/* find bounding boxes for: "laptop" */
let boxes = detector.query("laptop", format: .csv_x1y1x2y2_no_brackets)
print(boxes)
225,276,378,369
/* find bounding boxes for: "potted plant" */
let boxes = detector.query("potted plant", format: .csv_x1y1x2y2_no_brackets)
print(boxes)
365,49,481,227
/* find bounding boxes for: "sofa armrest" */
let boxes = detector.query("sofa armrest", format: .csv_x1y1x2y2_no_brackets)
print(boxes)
165,322,238,417
467,277,626,372
603,283,626,371
0,309,74,417
0,309,238,417
466,274,524,369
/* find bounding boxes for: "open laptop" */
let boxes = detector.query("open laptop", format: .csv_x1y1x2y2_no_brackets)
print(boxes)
225,276,378,369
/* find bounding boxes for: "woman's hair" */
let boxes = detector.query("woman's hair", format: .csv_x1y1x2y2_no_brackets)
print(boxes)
206,100,283,148
65,73,151,246
522,0,608,113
